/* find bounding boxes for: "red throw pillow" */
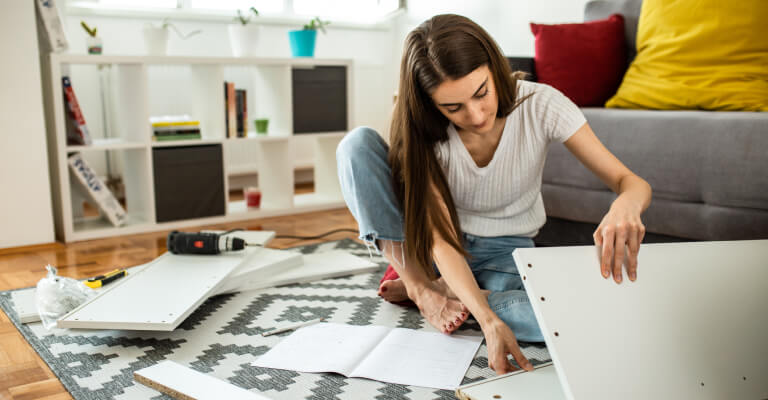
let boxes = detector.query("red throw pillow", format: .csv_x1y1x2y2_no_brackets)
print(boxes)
530,14,627,107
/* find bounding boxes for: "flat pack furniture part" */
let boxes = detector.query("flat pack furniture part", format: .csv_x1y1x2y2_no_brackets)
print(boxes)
11,288,39,324
12,264,148,324
512,240,768,400
134,360,271,400
455,362,564,400
214,247,304,295
57,251,256,331
227,250,379,292
202,230,275,247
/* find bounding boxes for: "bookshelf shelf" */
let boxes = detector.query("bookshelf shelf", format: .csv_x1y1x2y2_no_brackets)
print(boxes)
150,138,223,148
66,138,147,152
43,54,353,242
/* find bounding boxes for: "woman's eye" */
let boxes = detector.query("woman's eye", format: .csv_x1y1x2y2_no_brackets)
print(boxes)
476,90,489,98
448,107,461,113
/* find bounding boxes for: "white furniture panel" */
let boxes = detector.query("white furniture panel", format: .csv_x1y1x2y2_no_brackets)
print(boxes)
455,363,564,400
135,360,270,400
513,240,768,400
58,251,253,331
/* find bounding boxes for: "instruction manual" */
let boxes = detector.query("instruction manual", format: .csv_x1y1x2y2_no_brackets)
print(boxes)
252,322,483,390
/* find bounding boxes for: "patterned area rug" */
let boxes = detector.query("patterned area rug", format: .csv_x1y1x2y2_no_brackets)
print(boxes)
0,239,550,400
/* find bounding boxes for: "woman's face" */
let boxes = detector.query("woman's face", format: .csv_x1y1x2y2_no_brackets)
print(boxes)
431,64,499,134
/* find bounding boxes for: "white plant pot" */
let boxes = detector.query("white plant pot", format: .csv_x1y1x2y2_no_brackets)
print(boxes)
143,27,169,56
228,24,260,57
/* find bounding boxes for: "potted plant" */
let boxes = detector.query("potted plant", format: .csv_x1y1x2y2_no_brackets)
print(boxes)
81,21,102,55
143,18,201,56
229,7,260,57
289,17,330,58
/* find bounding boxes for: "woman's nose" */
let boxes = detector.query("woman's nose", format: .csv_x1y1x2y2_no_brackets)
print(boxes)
467,103,485,125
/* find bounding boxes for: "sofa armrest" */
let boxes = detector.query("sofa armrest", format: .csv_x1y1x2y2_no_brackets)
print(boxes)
506,57,537,82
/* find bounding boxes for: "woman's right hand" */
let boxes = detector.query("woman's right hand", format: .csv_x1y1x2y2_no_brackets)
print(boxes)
481,316,534,374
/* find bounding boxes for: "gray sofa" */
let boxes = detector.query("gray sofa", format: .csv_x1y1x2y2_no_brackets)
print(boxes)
527,0,768,242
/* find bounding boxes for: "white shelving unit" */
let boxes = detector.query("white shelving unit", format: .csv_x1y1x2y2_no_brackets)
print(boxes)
43,54,353,242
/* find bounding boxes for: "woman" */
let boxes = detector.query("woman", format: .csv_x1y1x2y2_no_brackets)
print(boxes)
336,14,651,375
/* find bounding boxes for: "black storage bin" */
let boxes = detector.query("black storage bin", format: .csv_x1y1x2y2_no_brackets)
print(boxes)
152,145,225,223
292,66,347,133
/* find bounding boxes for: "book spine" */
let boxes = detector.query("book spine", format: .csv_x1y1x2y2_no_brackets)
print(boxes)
153,133,202,141
153,128,202,136
62,76,93,146
242,90,248,137
227,82,236,139
236,89,244,137
224,81,229,137
67,153,127,227
35,0,69,53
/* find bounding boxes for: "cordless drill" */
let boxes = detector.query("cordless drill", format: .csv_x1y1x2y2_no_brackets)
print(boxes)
166,230,247,255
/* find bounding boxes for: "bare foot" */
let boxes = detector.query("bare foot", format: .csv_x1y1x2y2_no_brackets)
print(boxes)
379,277,490,303
413,284,469,334
378,279,410,302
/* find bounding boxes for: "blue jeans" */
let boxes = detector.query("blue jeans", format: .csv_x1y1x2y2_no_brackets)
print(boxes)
336,126,544,342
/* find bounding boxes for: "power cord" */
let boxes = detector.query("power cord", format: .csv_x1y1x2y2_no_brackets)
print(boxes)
275,228,360,241
221,228,359,241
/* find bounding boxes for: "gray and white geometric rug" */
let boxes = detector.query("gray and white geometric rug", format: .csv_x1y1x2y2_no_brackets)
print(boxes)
0,239,550,400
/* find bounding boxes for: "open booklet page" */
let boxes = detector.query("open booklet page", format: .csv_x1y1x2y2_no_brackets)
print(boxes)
253,323,483,390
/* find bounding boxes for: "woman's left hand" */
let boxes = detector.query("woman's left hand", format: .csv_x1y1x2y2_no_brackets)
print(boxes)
593,196,646,283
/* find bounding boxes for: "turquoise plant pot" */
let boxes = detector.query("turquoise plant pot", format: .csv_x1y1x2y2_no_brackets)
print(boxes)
288,30,317,57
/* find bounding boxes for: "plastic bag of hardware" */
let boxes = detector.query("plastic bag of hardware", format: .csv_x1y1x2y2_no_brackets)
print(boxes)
36,265,96,330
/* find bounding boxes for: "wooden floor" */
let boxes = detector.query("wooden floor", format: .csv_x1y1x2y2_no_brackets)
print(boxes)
0,199,360,399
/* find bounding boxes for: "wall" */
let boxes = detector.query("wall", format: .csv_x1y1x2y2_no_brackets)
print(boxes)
0,1,56,248
391,0,591,81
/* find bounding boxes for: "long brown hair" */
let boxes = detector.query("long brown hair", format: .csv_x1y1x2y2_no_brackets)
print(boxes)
389,14,526,279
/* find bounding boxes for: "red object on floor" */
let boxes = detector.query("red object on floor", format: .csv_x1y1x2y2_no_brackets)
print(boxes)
530,14,627,106
379,265,415,307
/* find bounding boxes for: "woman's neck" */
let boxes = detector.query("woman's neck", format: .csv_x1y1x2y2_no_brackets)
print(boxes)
457,117,506,140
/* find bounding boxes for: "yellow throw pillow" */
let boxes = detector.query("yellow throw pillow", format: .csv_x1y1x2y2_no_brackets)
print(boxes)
606,0,768,111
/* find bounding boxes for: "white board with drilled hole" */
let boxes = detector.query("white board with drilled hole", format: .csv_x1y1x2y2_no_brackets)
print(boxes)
455,362,564,400
512,240,768,400
57,251,254,331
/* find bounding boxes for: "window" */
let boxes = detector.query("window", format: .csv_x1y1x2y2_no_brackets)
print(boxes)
189,0,285,15
71,0,404,24
293,0,400,21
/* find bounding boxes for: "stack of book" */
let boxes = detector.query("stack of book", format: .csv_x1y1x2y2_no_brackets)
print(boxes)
150,116,201,141
224,81,248,138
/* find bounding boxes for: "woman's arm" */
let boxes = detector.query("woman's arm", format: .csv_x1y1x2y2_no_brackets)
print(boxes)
429,184,534,373
563,122,652,282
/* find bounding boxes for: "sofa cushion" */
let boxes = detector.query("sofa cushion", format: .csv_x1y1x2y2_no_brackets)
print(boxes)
605,0,768,111
530,15,626,107
584,0,643,62
543,108,768,211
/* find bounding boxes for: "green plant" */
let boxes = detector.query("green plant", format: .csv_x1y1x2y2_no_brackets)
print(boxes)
80,21,97,37
236,7,260,25
147,18,202,39
303,17,330,34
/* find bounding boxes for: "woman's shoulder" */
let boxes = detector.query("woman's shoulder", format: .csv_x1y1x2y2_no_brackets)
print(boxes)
515,80,563,102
